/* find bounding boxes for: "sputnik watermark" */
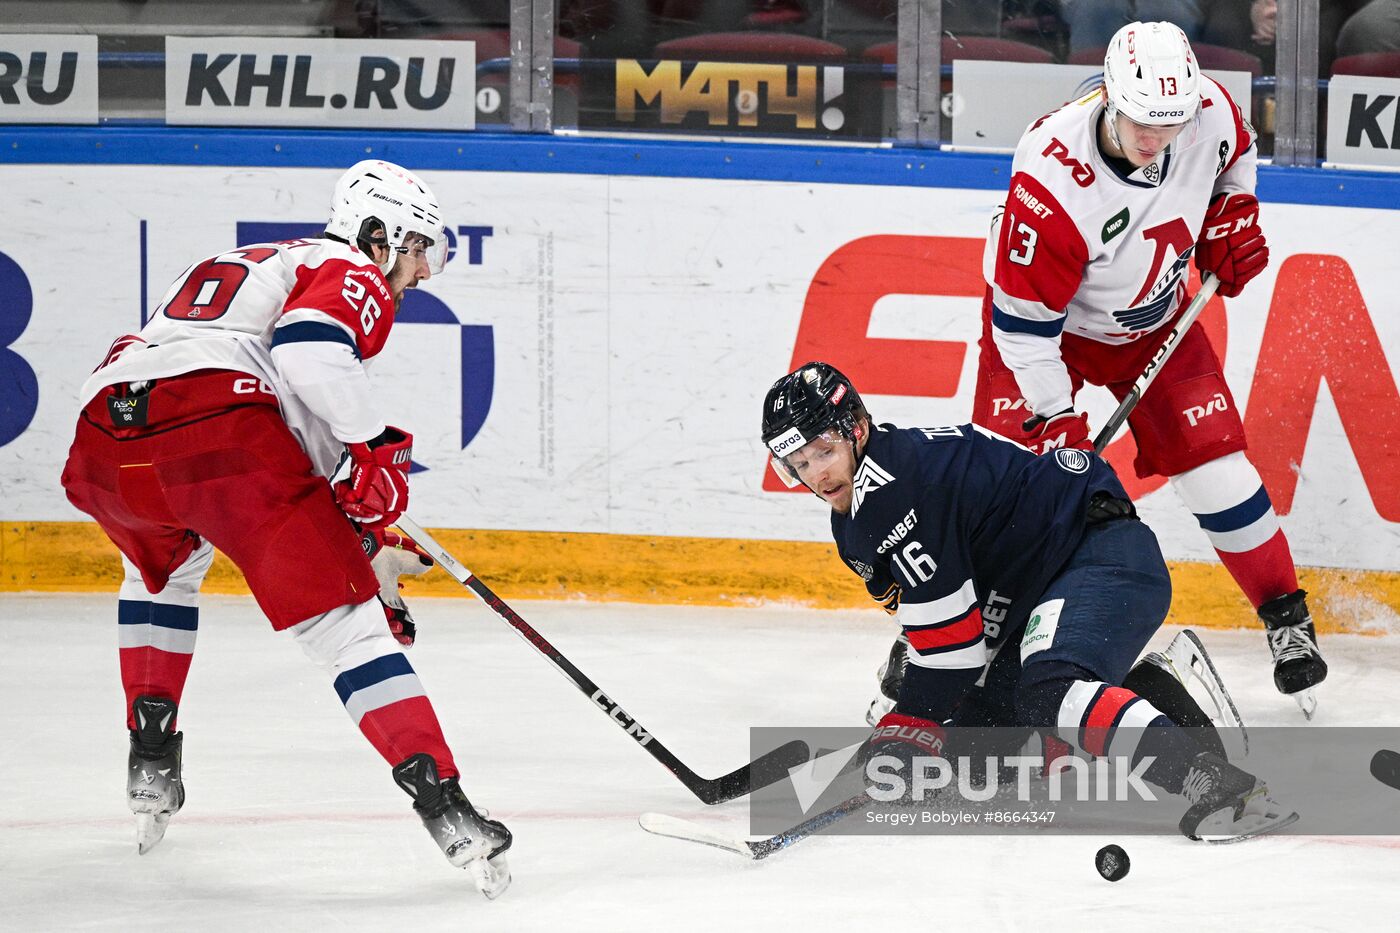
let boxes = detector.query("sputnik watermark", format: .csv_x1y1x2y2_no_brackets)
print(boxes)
866,754,1158,803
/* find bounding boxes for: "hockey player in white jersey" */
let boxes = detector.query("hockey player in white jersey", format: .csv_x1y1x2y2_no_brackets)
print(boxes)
972,21,1325,716
61,161,512,897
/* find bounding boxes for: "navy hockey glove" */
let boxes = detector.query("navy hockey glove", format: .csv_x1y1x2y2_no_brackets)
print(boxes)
1021,408,1091,456
362,528,433,647
336,427,413,529
1195,192,1268,298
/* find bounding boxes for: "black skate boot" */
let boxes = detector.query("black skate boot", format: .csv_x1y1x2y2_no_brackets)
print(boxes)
392,754,513,899
1258,590,1327,720
1178,751,1297,842
865,634,908,726
127,695,185,855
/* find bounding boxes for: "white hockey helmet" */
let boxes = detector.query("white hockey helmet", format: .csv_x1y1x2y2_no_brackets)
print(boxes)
1102,21,1201,127
327,159,447,275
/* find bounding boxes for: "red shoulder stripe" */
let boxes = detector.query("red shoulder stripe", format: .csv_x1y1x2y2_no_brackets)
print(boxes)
995,171,1088,313
284,258,395,360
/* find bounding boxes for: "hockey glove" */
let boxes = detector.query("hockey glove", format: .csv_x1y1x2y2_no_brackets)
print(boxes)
1195,192,1269,298
863,711,947,805
1021,408,1091,456
336,427,413,529
363,528,434,647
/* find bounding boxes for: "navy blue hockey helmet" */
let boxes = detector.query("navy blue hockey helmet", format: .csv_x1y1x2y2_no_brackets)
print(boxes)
761,362,867,487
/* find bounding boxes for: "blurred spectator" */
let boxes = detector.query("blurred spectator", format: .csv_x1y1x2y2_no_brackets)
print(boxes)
1337,0,1400,55
1062,1,1205,54
1195,0,1278,73
1249,0,1277,44
1208,1,1365,76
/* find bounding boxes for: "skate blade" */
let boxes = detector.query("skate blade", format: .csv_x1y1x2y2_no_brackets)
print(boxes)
468,854,511,900
865,695,894,728
1194,787,1299,844
1201,807,1300,844
136,812,171,855
1291,688,1317,720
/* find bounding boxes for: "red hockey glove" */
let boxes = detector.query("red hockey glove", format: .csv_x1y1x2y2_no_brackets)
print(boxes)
1021,409,1092,456
1195,192,1269,298
335,427,412,529
863,711,948,804
362,528,434,647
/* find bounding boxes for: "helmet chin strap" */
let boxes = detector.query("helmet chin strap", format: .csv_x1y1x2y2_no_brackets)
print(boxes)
1104,100,1126,154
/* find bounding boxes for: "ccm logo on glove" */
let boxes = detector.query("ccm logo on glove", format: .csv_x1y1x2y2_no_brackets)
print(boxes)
1022,408,1092,456
335,426,413,529
1195,193,1269,298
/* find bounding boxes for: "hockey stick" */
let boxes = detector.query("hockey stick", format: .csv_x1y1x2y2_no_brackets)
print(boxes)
639,791,873,860
1092,274,1221,454
395,516,810,805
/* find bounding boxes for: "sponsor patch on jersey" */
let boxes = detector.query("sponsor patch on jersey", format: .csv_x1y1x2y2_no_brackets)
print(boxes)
850,456,895,516
1101,207,1130,243
875,507,919,555
1054,448,1091,474
106,393,149,428
1020,598,1064,660
768,427,807,458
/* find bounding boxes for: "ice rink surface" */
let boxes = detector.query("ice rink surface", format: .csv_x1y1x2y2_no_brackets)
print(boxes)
4,592,1399,932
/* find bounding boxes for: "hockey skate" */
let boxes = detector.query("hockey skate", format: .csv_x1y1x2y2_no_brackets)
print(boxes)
392,754,513,900
1258,590,1327,720
865,634,908,726
1140,629,1248,754
1178,751,1298,843
127,695,185,855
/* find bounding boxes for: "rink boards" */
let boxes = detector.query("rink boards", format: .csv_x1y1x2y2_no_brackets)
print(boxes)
0,133,1396,629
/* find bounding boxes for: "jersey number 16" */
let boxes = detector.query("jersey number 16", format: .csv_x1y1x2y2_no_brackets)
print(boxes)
890,539,938,587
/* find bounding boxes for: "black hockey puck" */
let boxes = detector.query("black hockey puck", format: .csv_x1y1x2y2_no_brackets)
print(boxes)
1095,844,1130,882
1371,749,1400,790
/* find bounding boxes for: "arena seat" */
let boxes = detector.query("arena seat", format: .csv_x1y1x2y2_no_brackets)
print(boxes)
862,36,1054,66
1331,51,1400,78
653,32,848,62
1069,42,1263,78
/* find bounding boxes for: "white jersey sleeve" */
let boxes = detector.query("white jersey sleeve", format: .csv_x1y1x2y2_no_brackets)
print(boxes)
79,238,397,477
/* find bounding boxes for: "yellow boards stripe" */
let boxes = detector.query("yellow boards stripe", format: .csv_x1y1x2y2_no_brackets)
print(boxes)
5,521,1397,635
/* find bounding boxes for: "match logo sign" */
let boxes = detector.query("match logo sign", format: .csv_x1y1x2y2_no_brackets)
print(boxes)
589,59,870,138
165,37,476,130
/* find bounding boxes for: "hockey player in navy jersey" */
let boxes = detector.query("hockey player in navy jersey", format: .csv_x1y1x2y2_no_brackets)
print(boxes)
976,21,1325,715
763,361,1295,840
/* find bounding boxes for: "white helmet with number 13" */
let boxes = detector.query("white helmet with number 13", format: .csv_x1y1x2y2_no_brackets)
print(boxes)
1102,21,1202,127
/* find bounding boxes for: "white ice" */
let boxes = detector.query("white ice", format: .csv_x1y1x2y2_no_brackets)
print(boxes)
3,593,1399,931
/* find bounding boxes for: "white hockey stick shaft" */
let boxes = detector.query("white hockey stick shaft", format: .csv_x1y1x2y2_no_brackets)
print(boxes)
1093,274,1220,454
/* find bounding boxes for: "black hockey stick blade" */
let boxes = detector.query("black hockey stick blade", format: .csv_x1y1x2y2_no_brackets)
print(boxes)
1370,749,1400,790
688,739,812,805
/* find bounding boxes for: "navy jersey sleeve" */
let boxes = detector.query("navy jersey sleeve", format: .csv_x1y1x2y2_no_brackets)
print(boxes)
833,516,901,614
